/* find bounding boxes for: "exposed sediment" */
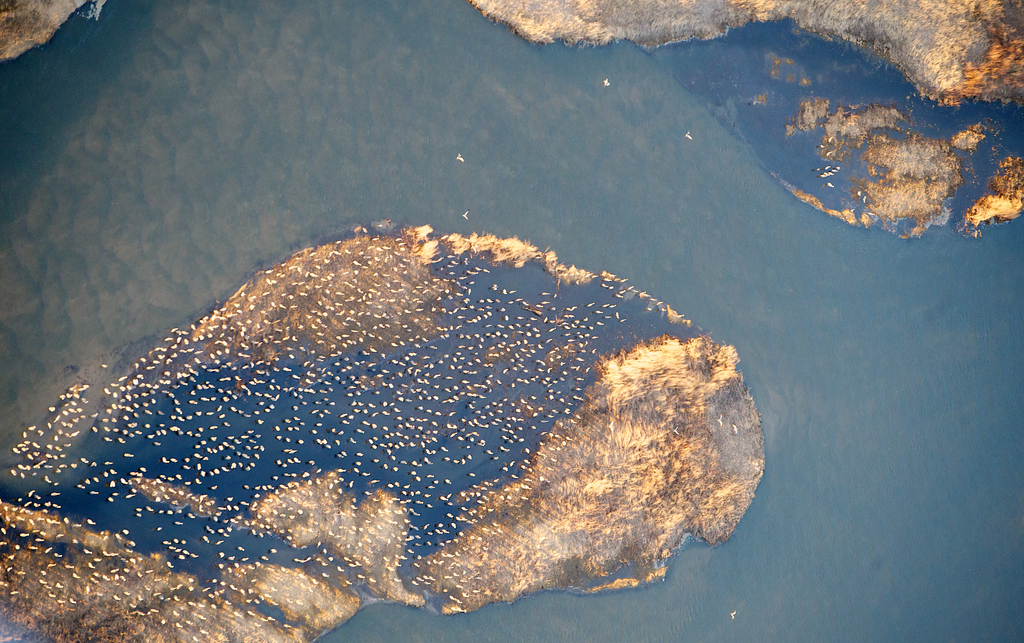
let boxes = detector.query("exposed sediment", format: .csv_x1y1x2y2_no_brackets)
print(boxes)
467,0,1024,104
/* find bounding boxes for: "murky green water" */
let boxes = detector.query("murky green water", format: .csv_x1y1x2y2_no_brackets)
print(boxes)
1,0,1022,641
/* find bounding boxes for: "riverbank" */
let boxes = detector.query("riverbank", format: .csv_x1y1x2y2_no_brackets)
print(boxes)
468,0,1023,104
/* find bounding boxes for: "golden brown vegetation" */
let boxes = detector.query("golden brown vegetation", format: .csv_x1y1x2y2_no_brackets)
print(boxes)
818,105,908,162
1,226,760,639
189,228,452,368
0,0,88,61
0,503,305,643
414,335,763,613
787,100,967,236
965,156,1024,227
786,187,863,227
786,97,830,136
950,124,987,152
942,25,1024,104
0,483,407,642
855,132,963,235
244,473,423,606
131,478,222,518
467,0,1024,103
0,502,132,554
222,564,360,634
443,231,595,285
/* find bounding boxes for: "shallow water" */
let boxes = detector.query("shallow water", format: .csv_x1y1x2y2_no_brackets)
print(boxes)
661,20,1024,235
1,0,1022,641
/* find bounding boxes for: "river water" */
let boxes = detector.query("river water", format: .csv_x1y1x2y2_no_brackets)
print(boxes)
0,0,1021,641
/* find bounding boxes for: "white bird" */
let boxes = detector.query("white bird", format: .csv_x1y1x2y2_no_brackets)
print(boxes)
603,79,609,87
462,211,469,220
685,131,693,140
456,154,464,162
730,610,736,619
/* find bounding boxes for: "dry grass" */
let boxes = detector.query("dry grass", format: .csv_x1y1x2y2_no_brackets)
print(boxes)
0,502,132,555
855,132,962,234
787,187,863,226
988,155,1024,198
244,472,423,606
413,335,763,613
965,156,1024,226
0,0,87,62
468,0,1023,103
0,475,417,642
0,226,760,637
443,232,595,285
787,99,965,236
189,229,453,368
0,502,304,643
786,97,830,136
943,23,1024,103
950,124,986,151
965,193,1024,225
131,478,221,518
819,104,907,161
222,564,360,634
92,227,454,431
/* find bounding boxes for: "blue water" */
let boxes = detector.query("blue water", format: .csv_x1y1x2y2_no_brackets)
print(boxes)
661,20,1024,231
0,0,1022,641
19,250,701,583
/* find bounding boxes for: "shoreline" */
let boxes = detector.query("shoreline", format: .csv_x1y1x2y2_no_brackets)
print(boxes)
467,0,1023,105
0,0,93,63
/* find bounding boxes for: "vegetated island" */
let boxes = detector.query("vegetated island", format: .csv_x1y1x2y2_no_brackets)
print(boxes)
467,0,1024,104
963,156,1024,231
0,224,764,642
781,97,1023,236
